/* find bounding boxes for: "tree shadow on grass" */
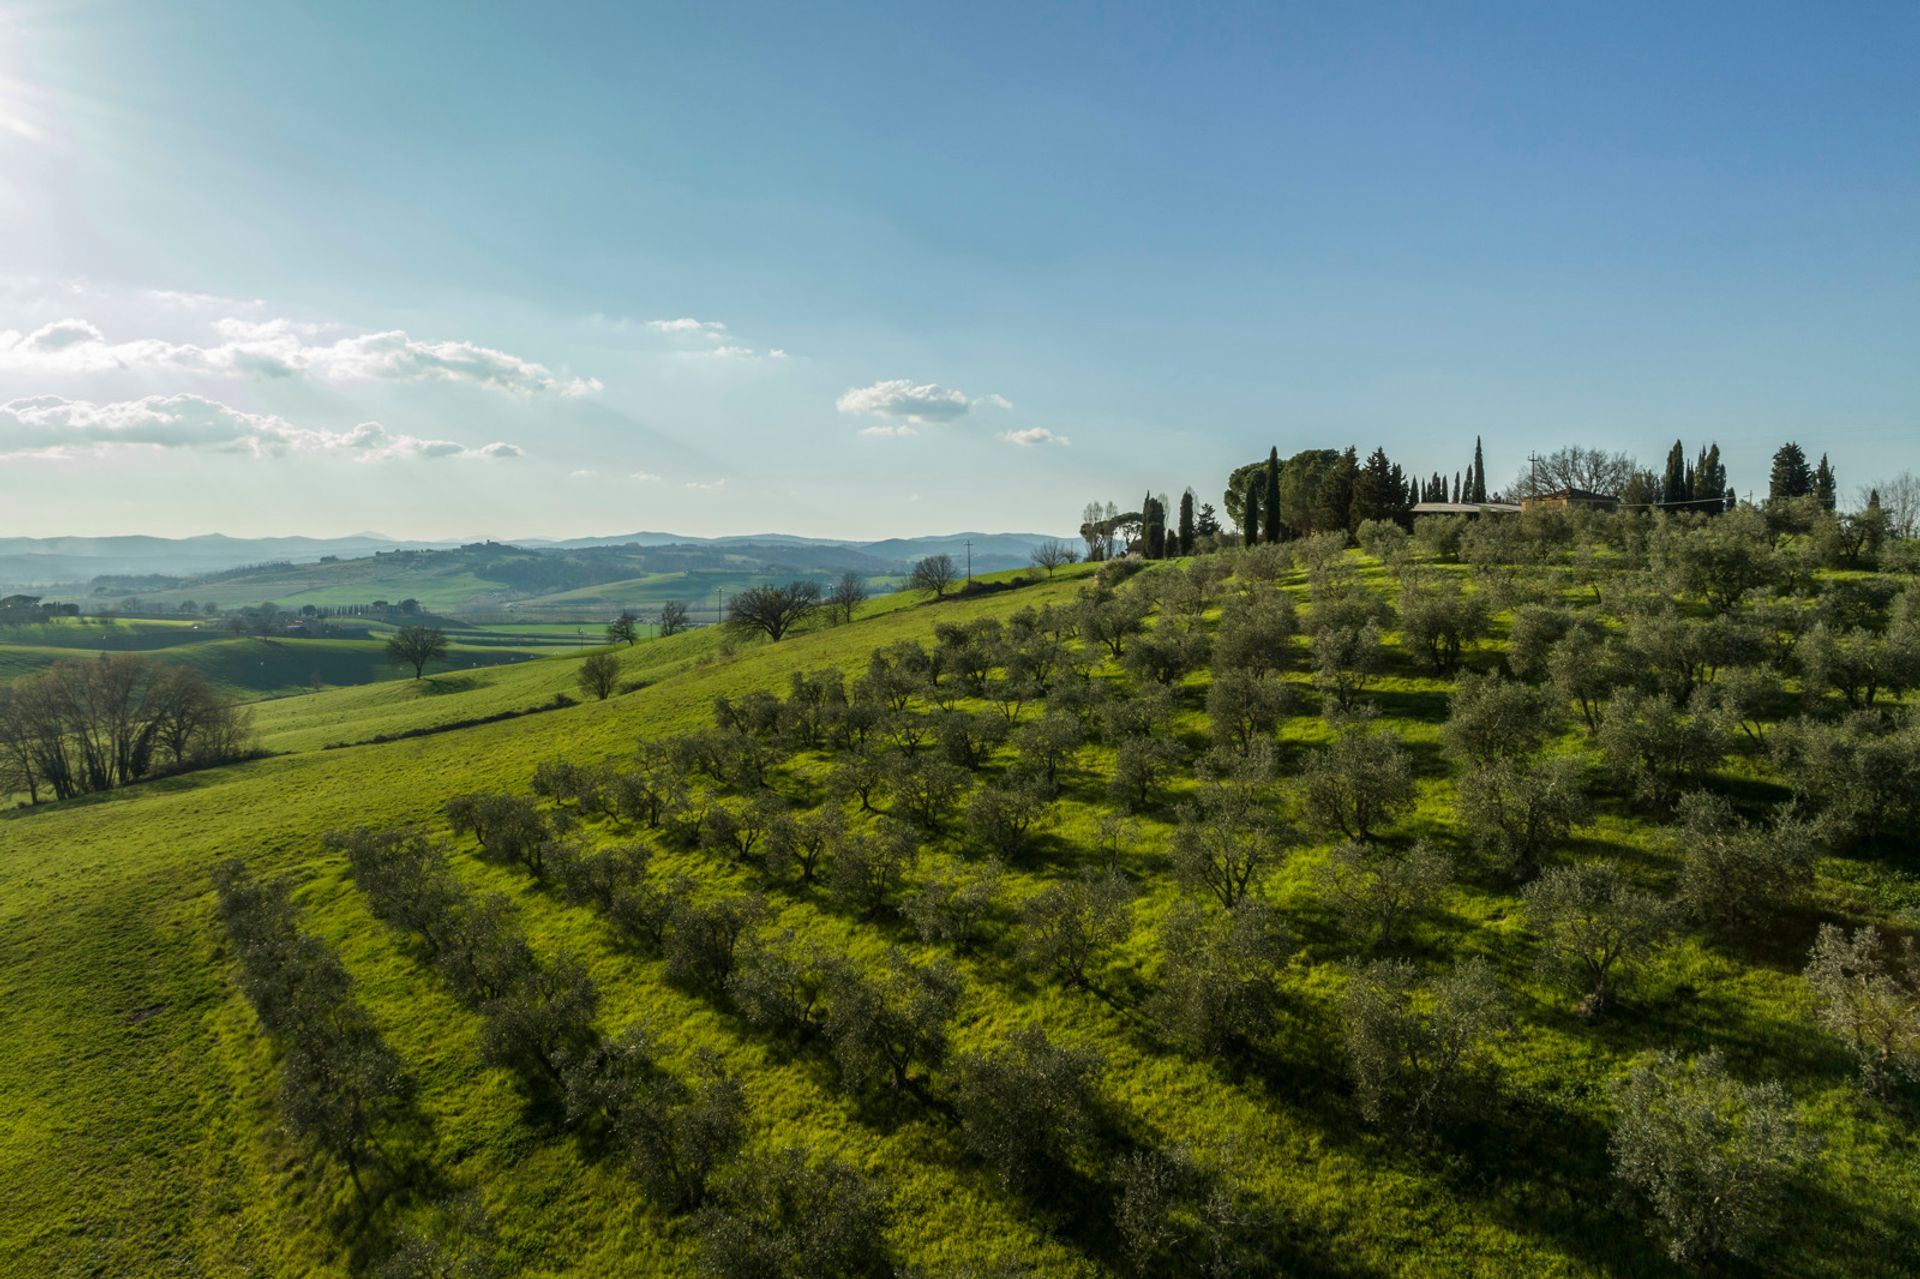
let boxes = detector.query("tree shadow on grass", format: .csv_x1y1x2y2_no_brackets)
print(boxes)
414,675,481,696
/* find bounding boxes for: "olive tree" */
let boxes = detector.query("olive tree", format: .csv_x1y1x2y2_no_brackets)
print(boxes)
1173,765,1292,910
1340,956,1507,1129
1610,1050,1818,1264
1021,869,1134,988
827,820,918,918
1521,862,1673,1015
1456,756,1588,880
1314,840,1453,948
1442,671,1564,767
1299,718,1415,840
822,949,962,1095
952,1025,1105,1193
904,856,1004,949
1151,897,1290,1054
1803,923,1920,1099
698,1147,890,1279
1672,791,1820,930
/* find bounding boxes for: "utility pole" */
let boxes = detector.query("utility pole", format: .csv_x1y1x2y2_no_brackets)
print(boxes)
965,538,972,585
1528,452,1541,499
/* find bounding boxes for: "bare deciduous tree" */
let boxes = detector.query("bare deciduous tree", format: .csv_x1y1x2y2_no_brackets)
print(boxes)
725,581,822,642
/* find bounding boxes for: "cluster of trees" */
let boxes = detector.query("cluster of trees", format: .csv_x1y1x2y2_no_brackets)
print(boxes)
1226,445,1422,542
0,654,254,801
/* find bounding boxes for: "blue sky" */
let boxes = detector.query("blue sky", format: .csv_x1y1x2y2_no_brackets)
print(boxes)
1,1,1914,539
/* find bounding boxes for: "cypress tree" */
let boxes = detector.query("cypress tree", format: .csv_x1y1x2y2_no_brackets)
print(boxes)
1262,447,1282,544
1694,443,1727,514
1242,476,1262,545
1452,472,1462,503
1812,454,1836,511
1177,489,1196,555
1661,441,1688,509
1864,489,1885,557
1471,436,1487,502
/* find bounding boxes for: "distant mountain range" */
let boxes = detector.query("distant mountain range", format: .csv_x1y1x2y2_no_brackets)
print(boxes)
0,530,1071,590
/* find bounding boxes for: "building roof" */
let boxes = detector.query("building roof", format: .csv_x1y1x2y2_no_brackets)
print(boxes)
1411,502,1522,515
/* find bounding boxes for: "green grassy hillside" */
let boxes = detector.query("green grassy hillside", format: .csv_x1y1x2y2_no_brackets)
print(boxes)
1,552,1915,1278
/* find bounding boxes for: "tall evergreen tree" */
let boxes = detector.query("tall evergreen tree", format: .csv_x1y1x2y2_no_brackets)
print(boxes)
1661,441,1689,509
1769,442,1812,500
1471,437,1487,502
1387,461,1413,526
1350,448,1387,527
1316,447,1360,534
1262,447,1282,544
1812,454,1837,511
1142,492,1163,558
1195,502,1219,539
1177,489,1196,555
1242,475,1262,544
1694,443,1728,515
1452,472,1462,503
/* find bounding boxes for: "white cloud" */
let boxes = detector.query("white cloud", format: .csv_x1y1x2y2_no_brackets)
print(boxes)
145,289,265,312
768,349,790,360
0,394,521,462
631,470,662,482
1000,427,1070,447
0,318,600,396
647,317,728,338
684,477,726,491
569,468,599,479
859,424,916,438
712,345,756,358
836,378,1009,424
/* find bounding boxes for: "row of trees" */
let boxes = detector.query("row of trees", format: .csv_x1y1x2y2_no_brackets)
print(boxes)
0,654,253,801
